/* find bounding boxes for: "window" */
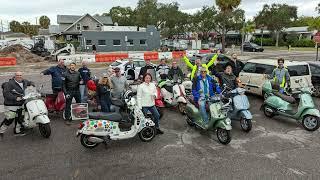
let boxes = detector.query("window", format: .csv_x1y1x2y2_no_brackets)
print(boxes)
76,23,81,30
254,64,274,74
83,26,89,30
126,39,134,46
96,24,101,28
110,61,122,67
86,40,92,46
140,39,147,46
310,64,320,74
98,40,106,46
242,63,256,73
113,40,121,46
288,65,310,76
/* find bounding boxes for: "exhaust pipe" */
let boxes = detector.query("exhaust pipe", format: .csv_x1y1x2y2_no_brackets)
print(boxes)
88,137,104,143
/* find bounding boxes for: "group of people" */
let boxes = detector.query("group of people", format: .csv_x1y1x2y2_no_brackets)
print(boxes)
0,51,291,137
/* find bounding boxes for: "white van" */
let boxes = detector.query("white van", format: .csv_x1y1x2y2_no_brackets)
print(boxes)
239,59,313,97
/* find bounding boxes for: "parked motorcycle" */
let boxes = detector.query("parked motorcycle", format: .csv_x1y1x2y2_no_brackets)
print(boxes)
224,87,252,132
185,90,232,145
43,90,65,114
158,79,187,114
77,90,156,148
12,86,52,138
261,79,320,131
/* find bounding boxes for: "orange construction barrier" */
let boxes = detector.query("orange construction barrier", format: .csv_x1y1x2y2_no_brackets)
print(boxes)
95,53,129,62
172,51,186,59
144,52,159,60
199,49,211,54
0,57,17,66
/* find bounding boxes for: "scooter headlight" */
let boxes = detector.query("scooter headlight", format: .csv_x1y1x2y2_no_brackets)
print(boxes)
225,118,231,125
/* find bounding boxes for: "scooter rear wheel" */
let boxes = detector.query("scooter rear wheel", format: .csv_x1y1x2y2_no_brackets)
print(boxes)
139,126,156,142
240,118,252,133
39,123,51,138
216,128,231,145
302,115,320,131
80,134,99,149
263,105,275,118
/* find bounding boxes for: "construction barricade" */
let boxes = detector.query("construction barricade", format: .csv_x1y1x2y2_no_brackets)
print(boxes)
95,53,129,63
0,57,17,66
144,52,159,60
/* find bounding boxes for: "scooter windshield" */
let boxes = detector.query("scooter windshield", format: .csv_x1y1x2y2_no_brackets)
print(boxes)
24,86,40,98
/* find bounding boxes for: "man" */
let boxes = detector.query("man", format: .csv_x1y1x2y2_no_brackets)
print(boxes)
111,67,128,99
125,59,135,71
0,71,34,137
63,62,82,124
41,59,66,94
156,59,170,81
78,61,91,103
183,52,219,80
213,63,238,90
229,53,244,77
192,67,221,125
168,61,184,81
138,59,155,79
271,58,290,94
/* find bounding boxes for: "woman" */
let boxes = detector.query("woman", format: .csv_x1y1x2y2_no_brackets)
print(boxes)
137,73,164,134
96,74,112,112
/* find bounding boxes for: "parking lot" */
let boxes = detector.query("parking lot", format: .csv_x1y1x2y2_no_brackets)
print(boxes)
1,61,320,179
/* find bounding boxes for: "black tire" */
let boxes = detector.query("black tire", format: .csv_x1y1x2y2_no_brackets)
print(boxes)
313,86,320,97
216,128,231,145
38,123,51,138
185,115,194,126
139,126,156,142
302,115,320,131
262,90,268,100
263,105,274,118
252,48,256,52
240,118,252,132
80,134,99,149
178,103,187,114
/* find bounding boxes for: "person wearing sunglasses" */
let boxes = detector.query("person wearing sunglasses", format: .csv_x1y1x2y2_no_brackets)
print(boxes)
192,67,221,125
96,73,113,112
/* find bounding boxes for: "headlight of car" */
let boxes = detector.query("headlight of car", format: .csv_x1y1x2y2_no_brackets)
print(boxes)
225,118,231,125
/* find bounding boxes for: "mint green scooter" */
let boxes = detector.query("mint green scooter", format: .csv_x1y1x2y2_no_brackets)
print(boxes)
261,79,320,131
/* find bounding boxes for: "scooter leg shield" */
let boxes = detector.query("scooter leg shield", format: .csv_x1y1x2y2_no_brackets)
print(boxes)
240,110,253,120
35,115,50,124
300,109,320,121
215,119,232,130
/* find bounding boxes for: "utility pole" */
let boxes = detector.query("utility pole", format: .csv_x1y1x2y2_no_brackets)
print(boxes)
1,20,3,33
241,18,245,55
35,17,38,25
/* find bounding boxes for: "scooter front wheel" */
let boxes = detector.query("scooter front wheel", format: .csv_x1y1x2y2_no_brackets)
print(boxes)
39,123,51,138
80,134,99,149
139,126,156,142
302,115,320,131
216,128,231,145
240,118,252,133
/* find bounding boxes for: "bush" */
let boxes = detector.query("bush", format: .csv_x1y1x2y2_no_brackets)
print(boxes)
253,38,275,46
291,39,315,47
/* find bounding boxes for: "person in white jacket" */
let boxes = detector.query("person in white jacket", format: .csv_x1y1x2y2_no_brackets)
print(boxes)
137,73,164,134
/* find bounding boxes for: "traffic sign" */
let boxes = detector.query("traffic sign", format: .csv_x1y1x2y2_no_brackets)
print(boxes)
314,32,320,43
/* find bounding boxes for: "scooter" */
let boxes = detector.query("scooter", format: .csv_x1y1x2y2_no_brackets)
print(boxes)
224,87,252,132
77,90,157,149
158,79,187,114
261,79,320,131
185,90,232,145
12,86,52,138
43,89,65,114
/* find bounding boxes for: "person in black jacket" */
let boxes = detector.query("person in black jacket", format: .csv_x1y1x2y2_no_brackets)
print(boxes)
41,59,66,95
78,61,91,103
229,53,244,77
168,61,184,81
0,71,34,137
96,74,112,112
138,59,155,79
63,62,82,124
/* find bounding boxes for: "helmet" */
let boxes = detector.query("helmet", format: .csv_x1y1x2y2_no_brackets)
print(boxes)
87,80,97,91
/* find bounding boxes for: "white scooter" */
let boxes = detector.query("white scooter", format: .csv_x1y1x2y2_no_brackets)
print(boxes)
76,91,156,149
12,86,51,138
158,79,187,114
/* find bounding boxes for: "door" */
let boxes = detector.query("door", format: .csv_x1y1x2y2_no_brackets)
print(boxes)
239,62,256,93
249,64,274,95
288,65,312,90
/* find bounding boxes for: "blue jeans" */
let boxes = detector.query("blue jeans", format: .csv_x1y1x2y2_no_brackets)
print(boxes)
142,106,160,128
198,99,208,124
100,99,111,113
79,85,88,103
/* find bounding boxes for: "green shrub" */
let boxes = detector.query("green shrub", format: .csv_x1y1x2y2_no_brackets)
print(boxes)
291,39,315,47
253,38,275,46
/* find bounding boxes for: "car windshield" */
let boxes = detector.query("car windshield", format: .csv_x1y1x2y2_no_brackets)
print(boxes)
288,65,310,76
110,61,122,66
250,43,259,47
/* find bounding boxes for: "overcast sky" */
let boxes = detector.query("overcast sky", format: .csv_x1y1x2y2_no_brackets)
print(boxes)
0,0,318,30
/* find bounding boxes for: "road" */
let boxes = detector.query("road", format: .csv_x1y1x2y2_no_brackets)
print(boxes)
1,52,320,179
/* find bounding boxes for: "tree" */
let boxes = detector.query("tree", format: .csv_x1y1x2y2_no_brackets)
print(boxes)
9,21,22,32
191,6,217,41
103,6,135,26
308,17,320,31
255,4,297,47
291,16,314,27
214,0,244,51
135,0,158,28
39,16,50,29
241,20,256,41
316,3,320,14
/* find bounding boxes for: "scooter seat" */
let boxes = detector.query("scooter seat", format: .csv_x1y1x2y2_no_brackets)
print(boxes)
274,92,296,104
89,112,122,122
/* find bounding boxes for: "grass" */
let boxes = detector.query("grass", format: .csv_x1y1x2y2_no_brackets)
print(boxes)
263,46,317,51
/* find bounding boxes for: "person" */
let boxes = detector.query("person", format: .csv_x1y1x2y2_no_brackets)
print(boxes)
138,59,155,79
214,63,238,90
125,59,135,71
271,58,290,94
63,62,82,124
229,53,244,77
92,44,97,54
168,61,184,81
0,71,34,137
96,74,112,112
110,67,128,99
41,59,66,94
78,61,91,103
156,59,170,81
137,73,163,134
192,67,221,125
182,52,219,80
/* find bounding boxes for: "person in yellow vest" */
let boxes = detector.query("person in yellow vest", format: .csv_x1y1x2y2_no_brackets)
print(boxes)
182,51,220,80
271,58,290,94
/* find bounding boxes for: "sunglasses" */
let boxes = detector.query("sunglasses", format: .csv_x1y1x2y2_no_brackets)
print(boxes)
201,71,207,73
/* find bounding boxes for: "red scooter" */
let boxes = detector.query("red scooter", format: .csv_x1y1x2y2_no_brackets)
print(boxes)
43,91,66,113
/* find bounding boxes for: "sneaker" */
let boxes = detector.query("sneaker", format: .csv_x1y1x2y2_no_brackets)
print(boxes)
156,128,164,135
14,131,26,136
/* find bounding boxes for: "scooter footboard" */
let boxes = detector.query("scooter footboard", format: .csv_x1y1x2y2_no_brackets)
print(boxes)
240,110,252,120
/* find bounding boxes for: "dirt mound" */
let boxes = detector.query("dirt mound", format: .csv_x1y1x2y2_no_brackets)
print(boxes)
0,44,44,64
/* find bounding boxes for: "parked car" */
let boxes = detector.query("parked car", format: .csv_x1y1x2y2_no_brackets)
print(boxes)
109,59,155,80
241,42,264,52
189,53,233,73
239,59,313,97
307,61,320,97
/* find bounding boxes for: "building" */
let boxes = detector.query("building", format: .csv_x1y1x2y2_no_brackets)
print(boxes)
81,25,160,52
0,32,30,40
